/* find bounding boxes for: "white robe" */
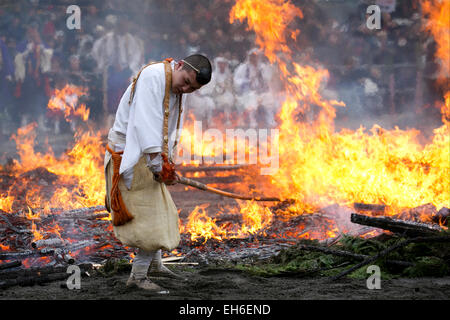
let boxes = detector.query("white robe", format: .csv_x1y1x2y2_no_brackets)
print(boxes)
105,61,186,188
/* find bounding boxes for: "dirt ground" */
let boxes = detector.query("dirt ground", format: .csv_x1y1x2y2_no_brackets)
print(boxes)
0,265,449,301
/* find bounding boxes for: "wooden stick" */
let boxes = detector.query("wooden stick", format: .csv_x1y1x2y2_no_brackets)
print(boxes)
330,235,450,281
32,238,65,249
178,176,281,201
187,176,241,185
178,164,249,172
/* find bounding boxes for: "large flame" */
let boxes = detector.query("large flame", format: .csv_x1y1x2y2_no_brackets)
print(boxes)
423,0,450,85
423,0,450,121
229,0,449,214
181,0,449,241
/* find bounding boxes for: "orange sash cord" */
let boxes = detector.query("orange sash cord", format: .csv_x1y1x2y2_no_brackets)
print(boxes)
106,144,134,226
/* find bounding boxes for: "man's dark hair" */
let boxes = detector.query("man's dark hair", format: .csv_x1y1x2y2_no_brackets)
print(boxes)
182,54,212,85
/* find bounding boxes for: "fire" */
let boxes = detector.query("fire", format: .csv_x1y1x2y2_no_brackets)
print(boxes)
423,0,450,124
180,204,226,242
236,200,273,236
181,199,275,242
176,0,450,244
229,0,303,64
229,0,449,217
0,195,14,213
47,84,90,122
0,85,105,213
31,221,44,242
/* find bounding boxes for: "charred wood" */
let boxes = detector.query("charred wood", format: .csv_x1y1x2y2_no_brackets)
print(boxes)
433,207,450,225
353,203,386,213
0,263,93,289
393,203,437,222
31,238,65,249
0,250,49,260
0,264,93,280
0,260,22,270
350,213,443,237
0,214,32,234
0,273,69,289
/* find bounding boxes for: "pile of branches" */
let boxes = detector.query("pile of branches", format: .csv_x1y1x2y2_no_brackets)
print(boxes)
232,206,450,280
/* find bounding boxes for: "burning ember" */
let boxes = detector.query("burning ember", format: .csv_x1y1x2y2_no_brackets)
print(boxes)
0,0,449,271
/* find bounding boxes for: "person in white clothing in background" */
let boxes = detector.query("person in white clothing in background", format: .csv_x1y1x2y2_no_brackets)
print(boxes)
233,48,277,128
209,56,236,126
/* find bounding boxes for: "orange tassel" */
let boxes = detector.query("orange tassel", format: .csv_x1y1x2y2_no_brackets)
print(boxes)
159,153,177,182
106,145,134,226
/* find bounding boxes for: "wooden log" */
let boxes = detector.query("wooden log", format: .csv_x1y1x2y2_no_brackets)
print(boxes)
32,238,65,249
0,263,93,280
394,203,437,222
0,263,93,289
350,213,443,237
0,265,67,280
53,249,75,264
54,212,110,221
353,203,386,213
0,260,22,270
41,205,107,219
0,250,44,260
66,240,98,252
37,240,98,264
433,207,449,225
0,273,70,289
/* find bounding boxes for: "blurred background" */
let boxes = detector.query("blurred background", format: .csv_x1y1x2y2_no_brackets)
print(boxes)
0,0,445,140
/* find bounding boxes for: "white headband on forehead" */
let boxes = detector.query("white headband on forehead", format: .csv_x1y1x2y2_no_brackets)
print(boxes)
181,60,199,73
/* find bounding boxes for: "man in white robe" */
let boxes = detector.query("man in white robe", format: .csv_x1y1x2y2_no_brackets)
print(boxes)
104,54,212,293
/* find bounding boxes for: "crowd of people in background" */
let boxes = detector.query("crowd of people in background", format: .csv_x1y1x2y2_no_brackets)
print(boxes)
0,0,444,138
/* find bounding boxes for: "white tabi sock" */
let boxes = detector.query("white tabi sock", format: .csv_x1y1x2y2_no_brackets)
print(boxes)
131,249,158,278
